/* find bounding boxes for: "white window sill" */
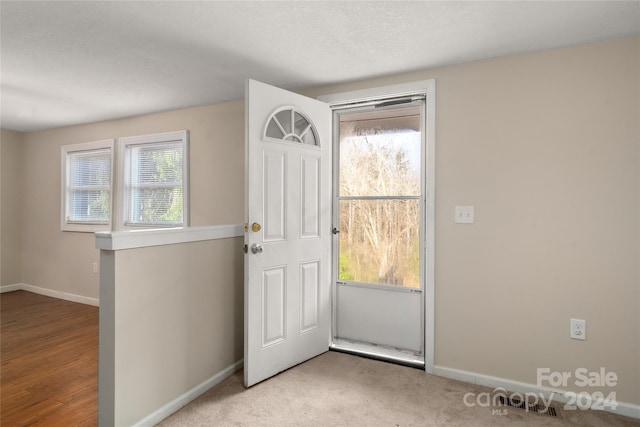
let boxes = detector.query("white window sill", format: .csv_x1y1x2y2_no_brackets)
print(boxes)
95,224,243,250
63,223,111,233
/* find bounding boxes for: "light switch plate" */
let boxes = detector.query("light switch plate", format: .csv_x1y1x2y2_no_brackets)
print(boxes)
455,206,475,224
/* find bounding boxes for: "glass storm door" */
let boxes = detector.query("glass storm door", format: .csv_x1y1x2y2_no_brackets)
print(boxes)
244,80,332,387
332,101,425,366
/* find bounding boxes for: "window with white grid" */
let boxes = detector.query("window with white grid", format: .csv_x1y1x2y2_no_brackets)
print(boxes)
118,131,189,228
61,140,114,232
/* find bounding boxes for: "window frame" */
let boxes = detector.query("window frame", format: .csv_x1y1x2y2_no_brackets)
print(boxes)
117,130,189,230
60,139,115,232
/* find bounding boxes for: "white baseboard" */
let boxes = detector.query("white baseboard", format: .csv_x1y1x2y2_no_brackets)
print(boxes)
0,283,22,293
132,359,244,427
0,283,99,306
433,365,640,420
616,401,640,420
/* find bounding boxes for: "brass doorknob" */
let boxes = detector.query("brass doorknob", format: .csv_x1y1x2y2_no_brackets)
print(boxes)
251,223,261,232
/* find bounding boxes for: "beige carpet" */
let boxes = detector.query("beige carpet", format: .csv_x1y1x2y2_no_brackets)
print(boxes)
157,351,639,427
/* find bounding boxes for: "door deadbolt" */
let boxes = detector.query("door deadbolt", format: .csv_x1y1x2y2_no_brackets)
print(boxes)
251,223,262,232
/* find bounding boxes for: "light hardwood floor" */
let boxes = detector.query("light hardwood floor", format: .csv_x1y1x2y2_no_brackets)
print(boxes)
1,290,98,426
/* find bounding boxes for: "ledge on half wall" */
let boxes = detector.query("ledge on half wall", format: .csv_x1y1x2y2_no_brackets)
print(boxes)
95,224,244,251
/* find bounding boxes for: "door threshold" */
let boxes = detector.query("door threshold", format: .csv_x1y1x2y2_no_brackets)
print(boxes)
330,338,424,369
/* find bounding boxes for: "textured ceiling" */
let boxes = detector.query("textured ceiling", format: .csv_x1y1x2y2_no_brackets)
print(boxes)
1,1,639,132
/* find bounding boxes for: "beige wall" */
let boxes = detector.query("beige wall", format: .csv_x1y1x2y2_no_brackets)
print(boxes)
1,129,24,285
307,36,640,405
11,36,640,408
19,101,244,299
98,236,244,426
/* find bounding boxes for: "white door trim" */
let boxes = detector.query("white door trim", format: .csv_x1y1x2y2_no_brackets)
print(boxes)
319,80,436,373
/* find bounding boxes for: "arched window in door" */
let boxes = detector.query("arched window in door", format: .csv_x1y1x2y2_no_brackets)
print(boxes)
264,107,319,146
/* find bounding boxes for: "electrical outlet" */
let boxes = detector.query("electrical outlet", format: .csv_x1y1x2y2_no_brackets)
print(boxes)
570,318,586,340
92,262,98,274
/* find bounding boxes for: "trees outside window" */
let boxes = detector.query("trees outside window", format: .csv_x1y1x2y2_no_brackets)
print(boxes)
338,111,421,288
118,131,189,229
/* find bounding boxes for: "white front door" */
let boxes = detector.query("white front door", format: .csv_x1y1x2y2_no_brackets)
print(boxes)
244,80,332,387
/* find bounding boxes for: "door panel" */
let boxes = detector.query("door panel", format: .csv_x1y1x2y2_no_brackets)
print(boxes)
300,261,320,332
245,80,331,387
336,284,422,352
301,155,321,238
263,149,286,242
262,267,286,346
